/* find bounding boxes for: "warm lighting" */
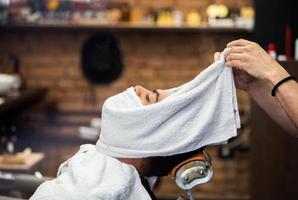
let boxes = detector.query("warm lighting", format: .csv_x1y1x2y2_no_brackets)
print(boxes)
207,4,229,18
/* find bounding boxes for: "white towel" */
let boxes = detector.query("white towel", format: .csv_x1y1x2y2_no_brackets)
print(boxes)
30,144,151,200
96,49,241,158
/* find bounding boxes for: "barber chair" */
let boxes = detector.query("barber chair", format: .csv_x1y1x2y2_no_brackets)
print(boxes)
169,151,213,200
0,171,48,199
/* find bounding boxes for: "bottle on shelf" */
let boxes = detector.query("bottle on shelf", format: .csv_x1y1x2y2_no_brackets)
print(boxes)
267,43,277,60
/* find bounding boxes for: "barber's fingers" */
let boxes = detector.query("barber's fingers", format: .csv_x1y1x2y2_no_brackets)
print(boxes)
229,46,247,54
226,60,245,70
227,39,252,47
214,52,220,61
226,53,245,62
225,52,247,69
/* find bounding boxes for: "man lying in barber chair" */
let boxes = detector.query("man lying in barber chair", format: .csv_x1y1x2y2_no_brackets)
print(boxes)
30,49,240,200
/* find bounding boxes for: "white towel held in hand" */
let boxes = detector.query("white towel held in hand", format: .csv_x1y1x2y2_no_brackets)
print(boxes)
96,48,240,158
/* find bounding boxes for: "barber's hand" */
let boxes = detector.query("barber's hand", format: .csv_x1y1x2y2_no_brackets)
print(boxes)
225,39,289,88
214,52,220,62
213,51,255,91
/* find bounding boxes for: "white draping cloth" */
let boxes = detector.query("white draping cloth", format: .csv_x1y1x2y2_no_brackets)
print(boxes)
30,144,151,200
96,49,241,158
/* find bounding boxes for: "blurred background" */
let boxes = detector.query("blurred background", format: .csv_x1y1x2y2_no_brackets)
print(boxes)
0,0,297,199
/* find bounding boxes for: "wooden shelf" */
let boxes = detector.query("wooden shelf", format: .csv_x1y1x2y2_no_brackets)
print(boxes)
0,23,253,33
0,153,44,171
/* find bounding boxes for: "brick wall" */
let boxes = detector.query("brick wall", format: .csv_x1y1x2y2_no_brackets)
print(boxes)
0,30,250,112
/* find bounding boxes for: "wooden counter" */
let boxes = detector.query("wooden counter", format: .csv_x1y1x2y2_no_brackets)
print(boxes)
0,153,44,172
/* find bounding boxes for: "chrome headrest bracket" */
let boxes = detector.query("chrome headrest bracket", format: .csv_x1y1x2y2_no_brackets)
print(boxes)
174,151,213,190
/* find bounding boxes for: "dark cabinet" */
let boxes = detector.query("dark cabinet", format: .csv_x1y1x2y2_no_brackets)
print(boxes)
250,61,298,200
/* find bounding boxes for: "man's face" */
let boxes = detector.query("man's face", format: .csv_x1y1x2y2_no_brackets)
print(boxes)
134,85,170,105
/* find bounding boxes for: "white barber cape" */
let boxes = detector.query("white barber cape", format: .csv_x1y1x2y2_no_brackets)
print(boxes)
30,49,240,200
30,144,151,200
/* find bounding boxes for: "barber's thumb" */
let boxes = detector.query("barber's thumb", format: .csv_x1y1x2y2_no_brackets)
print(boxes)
214,52,220,62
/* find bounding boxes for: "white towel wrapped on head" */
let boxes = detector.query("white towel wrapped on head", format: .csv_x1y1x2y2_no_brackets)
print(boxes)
96,48,241,158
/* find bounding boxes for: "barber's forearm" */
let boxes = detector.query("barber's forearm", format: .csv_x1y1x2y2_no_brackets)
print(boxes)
264,65,298,130
247,80,298,136
275,80,298,130
263,62,290,86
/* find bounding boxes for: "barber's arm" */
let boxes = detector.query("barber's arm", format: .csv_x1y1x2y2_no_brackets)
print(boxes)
246,79,297,135
222,39,298,135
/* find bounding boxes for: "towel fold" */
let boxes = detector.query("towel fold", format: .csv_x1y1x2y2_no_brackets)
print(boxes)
96,49,241,158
